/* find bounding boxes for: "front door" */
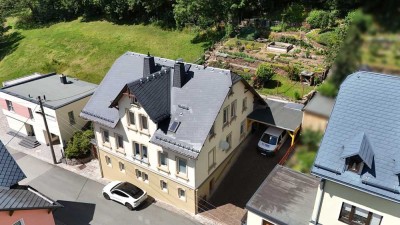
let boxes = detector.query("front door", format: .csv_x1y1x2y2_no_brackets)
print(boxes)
26,124,35,136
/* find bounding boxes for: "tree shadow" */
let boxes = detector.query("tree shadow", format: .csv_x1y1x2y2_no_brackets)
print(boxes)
263,79,282,89
0,32,24,61
53,200,96,225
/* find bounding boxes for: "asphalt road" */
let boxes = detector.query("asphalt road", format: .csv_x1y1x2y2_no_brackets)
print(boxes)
10,148,201,225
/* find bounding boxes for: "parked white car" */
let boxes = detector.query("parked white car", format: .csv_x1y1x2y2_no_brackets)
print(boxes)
102,181,147,210
257,126,288,155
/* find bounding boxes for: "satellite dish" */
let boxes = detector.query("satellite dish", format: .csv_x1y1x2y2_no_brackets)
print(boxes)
219,141,229,151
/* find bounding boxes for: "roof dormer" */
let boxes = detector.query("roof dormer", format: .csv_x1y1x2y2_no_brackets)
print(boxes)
341,132,374,174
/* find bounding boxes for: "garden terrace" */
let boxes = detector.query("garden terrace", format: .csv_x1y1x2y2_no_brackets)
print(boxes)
267,42,293,53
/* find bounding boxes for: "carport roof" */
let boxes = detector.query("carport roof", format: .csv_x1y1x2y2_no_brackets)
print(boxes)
247,99,303,132
246,165,320,225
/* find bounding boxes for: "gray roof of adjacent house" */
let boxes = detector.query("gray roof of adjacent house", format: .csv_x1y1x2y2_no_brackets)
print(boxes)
247,99,303,132
82,52,265,158
0,141,26,188
303,93,335,118
246,165,320,225
0,73,97,110
312,71,400,203
0,186,62,211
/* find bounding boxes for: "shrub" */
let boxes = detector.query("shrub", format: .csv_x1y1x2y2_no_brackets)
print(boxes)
317,31,338,46
253,63,275,89
300,129,323,150
306,10,335,29
294,91,301,100
287,64,301,81
317,81,338,97
282,3,306,24
65,130,94,159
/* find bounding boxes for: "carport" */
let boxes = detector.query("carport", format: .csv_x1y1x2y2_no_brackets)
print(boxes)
247,99,303,146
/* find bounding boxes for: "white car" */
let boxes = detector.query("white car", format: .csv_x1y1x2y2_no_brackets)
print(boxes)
258,126,287,155
102,181,147,210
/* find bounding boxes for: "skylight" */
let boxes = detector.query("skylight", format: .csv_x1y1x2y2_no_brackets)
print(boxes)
168,121,181,133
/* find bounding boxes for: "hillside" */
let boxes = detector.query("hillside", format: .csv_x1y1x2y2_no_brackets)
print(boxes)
0,18,206,85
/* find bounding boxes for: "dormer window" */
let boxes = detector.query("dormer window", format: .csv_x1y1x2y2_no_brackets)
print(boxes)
346,157,364,174
131,96,138,105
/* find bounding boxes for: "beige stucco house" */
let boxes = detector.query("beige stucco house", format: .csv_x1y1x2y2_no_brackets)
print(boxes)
80,52,265,214
310,72,400,225
0,73,97,149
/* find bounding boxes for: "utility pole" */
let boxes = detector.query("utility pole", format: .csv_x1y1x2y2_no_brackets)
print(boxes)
38,96,57,164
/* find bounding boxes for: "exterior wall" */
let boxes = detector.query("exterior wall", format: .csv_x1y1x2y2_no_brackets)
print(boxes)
311,180,400,225
55,96,91,147
247,211,268,225
195,81,254,195
99,150,196,213
302,111,328,132
0,210,56,225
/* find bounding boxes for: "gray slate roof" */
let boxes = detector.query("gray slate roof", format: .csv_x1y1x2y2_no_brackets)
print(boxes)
247,99,303,132
303,92,335,118
82,52,264,158
340,132,374,169
0,141,26,188
246,165,320,225
0,186,62,211
312,71,400,203
0,73,97,109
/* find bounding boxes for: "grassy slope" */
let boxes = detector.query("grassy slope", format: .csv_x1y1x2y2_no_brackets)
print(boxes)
0,18,206,85
259,74,314,100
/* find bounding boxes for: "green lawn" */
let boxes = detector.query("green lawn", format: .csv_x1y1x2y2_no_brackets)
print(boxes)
258,74,315,100
0,18,206,85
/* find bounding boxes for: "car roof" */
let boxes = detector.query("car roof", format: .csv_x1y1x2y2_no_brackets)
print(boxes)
114,182,141,195
264,126,285,137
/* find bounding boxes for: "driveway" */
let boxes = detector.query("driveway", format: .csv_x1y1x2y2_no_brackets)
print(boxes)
199,128,291,225
9,147,201,225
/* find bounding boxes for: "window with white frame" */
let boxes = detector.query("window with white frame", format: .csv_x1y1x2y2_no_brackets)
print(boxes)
242,97,247,112
118,162,125,172
226,132,232,151
177,157,187,175
160,180,168,192
178,188,186,200
116,134,124,150
339,202,382,225
105,156,112,166
133,142,140,159
231,100,237,119
240,120,246,136
159,152,168,167
140,115,148,130
6,100,14,112
102,129,110,143
132,142,148,163
208,147,216,171
131,96,139,105
141,145,148,163
12,219,24,225
127,110,135,126
142,173,149,183
135,169,142,179
68,111,75,125
223,106,229,125
209,124,215,139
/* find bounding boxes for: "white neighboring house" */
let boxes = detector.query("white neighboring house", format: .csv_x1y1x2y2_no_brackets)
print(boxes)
0,73,97,149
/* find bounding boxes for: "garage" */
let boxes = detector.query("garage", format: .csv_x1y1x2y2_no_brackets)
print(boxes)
247,99,303,146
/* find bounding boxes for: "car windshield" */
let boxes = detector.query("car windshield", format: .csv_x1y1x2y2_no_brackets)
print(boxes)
114,182,144,199
261,134,278,145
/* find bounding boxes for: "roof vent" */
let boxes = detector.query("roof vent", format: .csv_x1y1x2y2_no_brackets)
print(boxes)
143,52,156,77
59,74,67,84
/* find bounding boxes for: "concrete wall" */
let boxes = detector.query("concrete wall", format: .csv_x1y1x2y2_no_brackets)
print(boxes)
195,81,254,191
311,180,400,225
0,210,56,225
302,112,328,132
247,210,271,225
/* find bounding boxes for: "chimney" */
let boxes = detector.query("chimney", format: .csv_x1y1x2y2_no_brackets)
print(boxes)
59,74,67,84
143,52,156,77
173,62,186,88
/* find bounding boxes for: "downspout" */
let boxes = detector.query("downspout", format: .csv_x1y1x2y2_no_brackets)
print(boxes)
311,179,326,225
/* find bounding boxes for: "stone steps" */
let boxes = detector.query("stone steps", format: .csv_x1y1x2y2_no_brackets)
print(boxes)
19,136,41,149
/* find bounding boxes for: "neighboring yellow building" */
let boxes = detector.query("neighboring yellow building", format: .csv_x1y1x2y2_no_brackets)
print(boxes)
302,93,335,132
81,52,265,214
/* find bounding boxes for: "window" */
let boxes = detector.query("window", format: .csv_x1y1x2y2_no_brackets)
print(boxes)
159,152,168,167
140,115,148,130
209,124,215,139
113,190,128,198
68,111,75,125
208,148,216,171
131,96,138,105
28,108,34,119
177,157,187,175
105,156,112,166
231,100,237,119
135,169,142,179
223,106,229,125
240,120,246,136
346,157,364,174
242,97,247,112
6,100,14,111
141,145,148,163
226,133,232,151
119,162,125,172
142,173,149,182
178,188,186,200
133,142,148,163
116,134,124,150
133,142,140,158
160,180,168,192
339,203,383,225
102,129,110,143
128,110,135,126
13,220,24,225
